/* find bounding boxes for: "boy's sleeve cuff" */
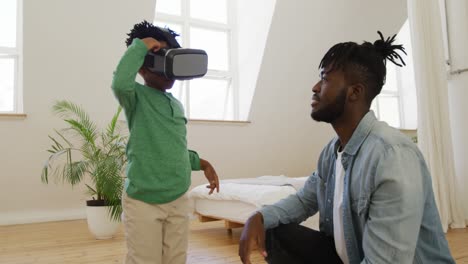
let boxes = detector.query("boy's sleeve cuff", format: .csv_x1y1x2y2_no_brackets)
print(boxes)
130,38,149,56
189,150,201,171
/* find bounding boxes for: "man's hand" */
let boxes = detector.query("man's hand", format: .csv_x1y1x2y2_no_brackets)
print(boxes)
200,159,219,194
239,212,267,264
141,37,162,53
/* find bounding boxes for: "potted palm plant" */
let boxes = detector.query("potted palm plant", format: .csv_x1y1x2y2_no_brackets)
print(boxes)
41,100,127,239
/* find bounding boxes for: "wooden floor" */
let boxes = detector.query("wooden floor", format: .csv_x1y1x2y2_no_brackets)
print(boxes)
0,220,466,264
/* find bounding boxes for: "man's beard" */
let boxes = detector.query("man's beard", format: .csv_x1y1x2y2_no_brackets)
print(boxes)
311,88,347,123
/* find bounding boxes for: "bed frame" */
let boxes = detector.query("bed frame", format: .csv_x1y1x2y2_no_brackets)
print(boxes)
197,214,245,233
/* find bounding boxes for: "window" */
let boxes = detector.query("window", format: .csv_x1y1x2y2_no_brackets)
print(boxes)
372,60,402,128
154,0,237,120
371,20,418,129
154,0,276,121
0,0,22,114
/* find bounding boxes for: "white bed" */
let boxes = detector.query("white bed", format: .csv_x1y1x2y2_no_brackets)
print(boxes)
189,175,319,231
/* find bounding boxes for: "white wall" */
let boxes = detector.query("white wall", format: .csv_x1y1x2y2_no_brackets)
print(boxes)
236,0,276,121
446,0,468,218
0,0,407,225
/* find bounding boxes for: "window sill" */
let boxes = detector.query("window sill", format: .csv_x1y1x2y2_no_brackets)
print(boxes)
188,119,251,125
399,129,418,143
399,128,417,135
0,113,27,119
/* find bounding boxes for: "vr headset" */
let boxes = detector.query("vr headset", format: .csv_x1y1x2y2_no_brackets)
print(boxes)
143,48,208,80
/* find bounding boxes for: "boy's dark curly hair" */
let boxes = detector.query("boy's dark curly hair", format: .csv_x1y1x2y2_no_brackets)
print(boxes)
125,20,181,48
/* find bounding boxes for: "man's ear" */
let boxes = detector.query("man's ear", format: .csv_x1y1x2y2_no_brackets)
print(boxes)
348,83,365,102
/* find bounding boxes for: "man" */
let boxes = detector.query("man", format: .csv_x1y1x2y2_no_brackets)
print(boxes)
112,21,220,264
239,32,455,264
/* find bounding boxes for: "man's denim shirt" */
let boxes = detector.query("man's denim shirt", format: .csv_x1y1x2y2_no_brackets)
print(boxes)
260,111,455,264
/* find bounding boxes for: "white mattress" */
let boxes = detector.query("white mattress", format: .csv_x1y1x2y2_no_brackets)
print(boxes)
189,176,320,230
189,176,310,207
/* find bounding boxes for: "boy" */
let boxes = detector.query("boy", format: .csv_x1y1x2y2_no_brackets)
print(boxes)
112,21,219,264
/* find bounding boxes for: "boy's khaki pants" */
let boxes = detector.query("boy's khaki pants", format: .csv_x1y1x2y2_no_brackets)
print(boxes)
123,192,190,264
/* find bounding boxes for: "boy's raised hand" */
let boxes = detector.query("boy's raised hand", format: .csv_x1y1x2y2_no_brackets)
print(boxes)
141,37,163,52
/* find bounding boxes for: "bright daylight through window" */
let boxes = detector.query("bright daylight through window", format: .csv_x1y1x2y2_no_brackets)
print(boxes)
0,0,22,114
371,20,417,129
154,0,236,121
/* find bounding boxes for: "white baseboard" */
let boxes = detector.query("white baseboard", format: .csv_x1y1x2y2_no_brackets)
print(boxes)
0,208,86,226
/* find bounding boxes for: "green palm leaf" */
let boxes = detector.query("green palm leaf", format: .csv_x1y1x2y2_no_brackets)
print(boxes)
53,101,98,148
106,106,122,138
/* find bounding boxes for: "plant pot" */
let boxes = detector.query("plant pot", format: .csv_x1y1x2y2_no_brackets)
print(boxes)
85,200,121,239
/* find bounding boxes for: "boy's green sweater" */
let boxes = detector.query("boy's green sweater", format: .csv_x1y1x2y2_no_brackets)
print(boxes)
112,38,201,204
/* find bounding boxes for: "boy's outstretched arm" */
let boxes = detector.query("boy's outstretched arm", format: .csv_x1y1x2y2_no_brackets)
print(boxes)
188,150,219,194
200,158,219,194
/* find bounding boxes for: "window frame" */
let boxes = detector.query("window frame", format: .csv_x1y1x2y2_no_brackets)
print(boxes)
0,0,23,115
154,0,240,120
373,69,404,128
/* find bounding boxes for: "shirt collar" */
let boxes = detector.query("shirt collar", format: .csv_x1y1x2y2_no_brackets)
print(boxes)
332,111,377,156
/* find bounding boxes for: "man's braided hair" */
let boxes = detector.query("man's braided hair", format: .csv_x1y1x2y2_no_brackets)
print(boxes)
319,31,407,102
